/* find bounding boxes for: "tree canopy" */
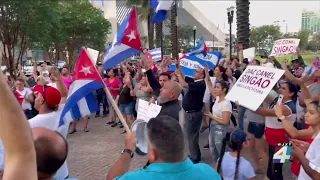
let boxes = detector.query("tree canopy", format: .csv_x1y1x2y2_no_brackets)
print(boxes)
0,0,111,77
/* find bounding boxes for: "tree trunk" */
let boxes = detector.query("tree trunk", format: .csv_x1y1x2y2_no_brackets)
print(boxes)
171,2,178,60
147,8,154,49
155,23,162,48
236,0,250,49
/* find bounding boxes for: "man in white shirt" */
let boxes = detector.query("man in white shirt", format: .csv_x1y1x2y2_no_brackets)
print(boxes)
30,67,69,179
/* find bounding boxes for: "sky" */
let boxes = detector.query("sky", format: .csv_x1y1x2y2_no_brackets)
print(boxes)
192,1,320,34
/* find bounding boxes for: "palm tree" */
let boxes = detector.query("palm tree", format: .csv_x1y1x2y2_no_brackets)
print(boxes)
155,23,162,48
170,2,178,60
236,0,250,49
126,0,154,49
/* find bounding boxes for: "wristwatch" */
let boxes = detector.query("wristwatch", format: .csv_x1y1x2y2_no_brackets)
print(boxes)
122,149,134,158
277,115,285,122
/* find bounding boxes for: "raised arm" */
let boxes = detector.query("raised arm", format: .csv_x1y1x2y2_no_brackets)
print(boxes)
50,67,68,104
0,70,37,179
205,65,216,97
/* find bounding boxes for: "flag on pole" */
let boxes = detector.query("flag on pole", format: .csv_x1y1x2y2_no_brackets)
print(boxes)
150,0,173,23
168,51,222,78
149,48,162,61
184,37,208,56
103,7,142,70
59,49,105,126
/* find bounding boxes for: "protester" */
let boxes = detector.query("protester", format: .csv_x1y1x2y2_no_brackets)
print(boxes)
217,129,256,180
130,74,152,111
106,116,221,180
105,68,122,126
61,67,73,90
204,66,232,164
15,77,34,119
29,66,70,179
0,68,37,179
175,62,206,164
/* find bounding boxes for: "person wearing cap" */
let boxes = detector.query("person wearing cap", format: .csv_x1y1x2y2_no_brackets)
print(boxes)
29,66,70,179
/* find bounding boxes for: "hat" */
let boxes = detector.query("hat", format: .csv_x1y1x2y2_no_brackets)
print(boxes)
34,85,61,108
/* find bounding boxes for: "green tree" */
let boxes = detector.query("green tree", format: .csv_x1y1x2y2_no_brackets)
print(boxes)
126,0,154,49
250,25,282,50
236,0,250,49
0,0,59,79
164,24,193,52
58,1,111,69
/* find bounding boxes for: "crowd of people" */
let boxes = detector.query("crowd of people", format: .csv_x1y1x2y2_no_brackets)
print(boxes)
0,44,319,180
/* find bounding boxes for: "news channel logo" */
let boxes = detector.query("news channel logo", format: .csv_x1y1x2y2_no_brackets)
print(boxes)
273,142,292,163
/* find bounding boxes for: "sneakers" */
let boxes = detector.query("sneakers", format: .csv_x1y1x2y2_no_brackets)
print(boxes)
95,114,101,118
119,122,124,128
111,122,118,127
203,144,209,150
105,121,114,126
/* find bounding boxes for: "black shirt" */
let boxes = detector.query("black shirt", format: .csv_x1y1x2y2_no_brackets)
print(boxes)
118,86,134,104
182,77,206,112
157,100,181,121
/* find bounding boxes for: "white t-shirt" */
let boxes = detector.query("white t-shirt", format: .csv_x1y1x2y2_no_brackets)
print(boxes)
203,77,216,103
298,132,320,180
29,104,70,179
211,96,232,119
16,88,33,110
178,94,183,101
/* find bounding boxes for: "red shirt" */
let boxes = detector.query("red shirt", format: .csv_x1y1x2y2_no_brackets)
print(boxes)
105,78,122,97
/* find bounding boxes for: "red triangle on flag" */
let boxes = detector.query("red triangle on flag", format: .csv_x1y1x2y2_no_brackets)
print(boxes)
121,7,142,51
73,49,103,83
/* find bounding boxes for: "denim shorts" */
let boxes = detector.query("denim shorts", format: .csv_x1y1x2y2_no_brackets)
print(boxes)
248,122,265,139
119,102,134,115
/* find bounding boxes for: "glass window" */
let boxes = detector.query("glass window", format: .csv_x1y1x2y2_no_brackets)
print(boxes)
90,0,104,7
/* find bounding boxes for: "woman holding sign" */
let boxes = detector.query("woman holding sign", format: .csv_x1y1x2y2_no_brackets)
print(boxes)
255,81,298,180
203,65,232,164
274,64,320,180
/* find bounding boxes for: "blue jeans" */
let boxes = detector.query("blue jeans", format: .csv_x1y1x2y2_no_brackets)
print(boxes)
96,91,108,115
209,124,228,164
119,102,134,115
238,106,247,131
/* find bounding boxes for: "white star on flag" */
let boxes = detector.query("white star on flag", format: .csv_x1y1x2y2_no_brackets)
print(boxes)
126,31,136,42
80,66,92,76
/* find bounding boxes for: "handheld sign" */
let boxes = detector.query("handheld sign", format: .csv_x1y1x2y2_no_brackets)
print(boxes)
269,38,300,57
273,142,292,163
243,47,255,61
225,65,284,111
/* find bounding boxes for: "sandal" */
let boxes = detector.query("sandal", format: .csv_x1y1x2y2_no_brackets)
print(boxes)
121,130,126,134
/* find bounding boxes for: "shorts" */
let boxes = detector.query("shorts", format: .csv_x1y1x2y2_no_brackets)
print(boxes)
119,102,134,115
248,122,265,139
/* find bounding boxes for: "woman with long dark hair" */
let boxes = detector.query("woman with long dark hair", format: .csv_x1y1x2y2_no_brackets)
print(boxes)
217,129,256,180
255,81,298,180
204,66,232,164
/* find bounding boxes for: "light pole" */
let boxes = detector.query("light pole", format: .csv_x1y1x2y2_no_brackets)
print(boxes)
227,6,235,58
193,26,197,47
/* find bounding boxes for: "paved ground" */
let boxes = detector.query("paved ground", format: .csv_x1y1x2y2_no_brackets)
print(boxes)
67,114,292,180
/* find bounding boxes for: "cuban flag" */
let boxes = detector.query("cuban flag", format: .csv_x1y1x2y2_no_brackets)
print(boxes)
150,0,173,23
185,37,208,56
59,49,105,126
103,7,142,70
303,57,320,76
149,48,162,61
168,51,222,78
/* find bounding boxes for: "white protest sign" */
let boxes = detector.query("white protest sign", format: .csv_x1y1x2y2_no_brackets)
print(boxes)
226,65,284,111
243,47,255,61
137,99,162,123
269,38,300,57
87,48,99,65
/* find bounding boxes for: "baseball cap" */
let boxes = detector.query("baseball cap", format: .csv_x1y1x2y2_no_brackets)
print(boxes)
34,85,61,108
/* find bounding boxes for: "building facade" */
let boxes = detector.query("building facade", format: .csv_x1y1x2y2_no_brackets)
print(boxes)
301,9,320,33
